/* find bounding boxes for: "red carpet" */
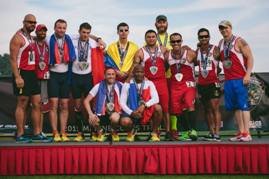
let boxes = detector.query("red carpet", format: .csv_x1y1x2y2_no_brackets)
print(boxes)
0,143,268,175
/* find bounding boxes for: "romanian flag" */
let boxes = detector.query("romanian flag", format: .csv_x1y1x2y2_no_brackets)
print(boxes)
91,47,105,85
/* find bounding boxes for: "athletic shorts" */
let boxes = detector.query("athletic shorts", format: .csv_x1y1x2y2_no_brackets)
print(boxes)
48,71,70,98
197,83,221,102
152,79,169,113
12,70,40,96
71,72,93,99
224,79,249,111
98,115,110,126
170,83,196,115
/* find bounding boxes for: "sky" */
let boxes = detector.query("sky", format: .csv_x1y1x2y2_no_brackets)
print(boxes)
0,0,268,72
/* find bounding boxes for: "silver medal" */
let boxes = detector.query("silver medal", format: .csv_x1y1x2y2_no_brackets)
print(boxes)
39,61,46,70
78,62,89,71
106,102,115,113
223,60,232,69
175,73,183,82
201,70,209,78
150,66,158,75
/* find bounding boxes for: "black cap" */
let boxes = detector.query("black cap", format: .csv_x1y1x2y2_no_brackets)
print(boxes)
156,15,167,22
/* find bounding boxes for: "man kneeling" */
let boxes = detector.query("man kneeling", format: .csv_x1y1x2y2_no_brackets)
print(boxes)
84,68,122,142
120,64,163,142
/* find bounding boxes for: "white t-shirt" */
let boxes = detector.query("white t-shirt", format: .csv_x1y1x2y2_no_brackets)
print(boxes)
72,35,98,75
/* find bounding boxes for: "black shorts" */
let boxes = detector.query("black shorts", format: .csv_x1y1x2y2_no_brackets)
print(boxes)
198,83,222,102
71,72,93,99
12,70,40,96
48,71,70,98
98,115,110,126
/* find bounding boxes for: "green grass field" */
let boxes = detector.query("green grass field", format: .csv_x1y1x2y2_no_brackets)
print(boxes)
1,175,268,179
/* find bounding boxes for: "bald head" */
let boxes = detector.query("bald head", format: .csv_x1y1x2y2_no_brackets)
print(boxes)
23,14,37,33
133,64,144,82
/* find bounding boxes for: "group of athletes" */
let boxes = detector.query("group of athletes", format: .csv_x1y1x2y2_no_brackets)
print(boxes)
9,14,254,143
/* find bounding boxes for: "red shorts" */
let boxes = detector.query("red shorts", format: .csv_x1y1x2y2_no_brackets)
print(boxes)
170,82,196,115
152,79,169,113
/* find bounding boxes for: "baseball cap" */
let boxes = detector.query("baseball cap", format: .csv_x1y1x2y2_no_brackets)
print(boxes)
36,24,48,31
156,15,167,22
218,20,232,28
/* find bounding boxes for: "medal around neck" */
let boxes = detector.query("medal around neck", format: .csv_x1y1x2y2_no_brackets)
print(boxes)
201,70,209,78
175,73,183,82
39,61,46,70
149,66,158,75
78,61,89,71
106,102,115,114
223,59,232,69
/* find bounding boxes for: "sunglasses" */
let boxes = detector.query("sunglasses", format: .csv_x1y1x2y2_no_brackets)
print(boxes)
198,35,209,39
219,26,228,30
24,20,37,25
119,29,129,32
170,40,182,44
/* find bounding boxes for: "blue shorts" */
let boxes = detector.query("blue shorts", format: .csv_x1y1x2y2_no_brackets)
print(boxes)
224,79,249,111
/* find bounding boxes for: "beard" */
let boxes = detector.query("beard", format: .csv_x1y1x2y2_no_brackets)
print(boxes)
157,26,168,34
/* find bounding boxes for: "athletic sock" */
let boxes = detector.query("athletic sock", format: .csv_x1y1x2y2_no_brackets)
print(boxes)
170,115,177,130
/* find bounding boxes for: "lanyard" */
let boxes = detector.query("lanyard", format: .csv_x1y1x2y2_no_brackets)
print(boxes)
21,29,33,51
200,45,212,70
78,39,90,62
117,42,129,67
106,83,115,103
223,35,235,60
157,32,168,47
171,50,184,73
145,46,159,66
35,41,46,61
134,80,145,101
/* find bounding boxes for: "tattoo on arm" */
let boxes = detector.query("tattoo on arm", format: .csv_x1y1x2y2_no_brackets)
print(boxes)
240,38,248,47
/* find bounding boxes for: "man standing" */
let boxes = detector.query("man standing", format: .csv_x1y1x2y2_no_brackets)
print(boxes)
133,30,171,139
105,22,138,82
196,28,222,141
9,14,46,142
33,24,51,140
165,33,198,141
84,68,122,142
155,15,171,49
71,22,105,142
120,64,162,142
48,19,76,142
218,20,254,142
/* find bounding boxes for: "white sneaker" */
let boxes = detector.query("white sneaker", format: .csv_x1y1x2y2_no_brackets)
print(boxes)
229,133,243,142
240,134,252,142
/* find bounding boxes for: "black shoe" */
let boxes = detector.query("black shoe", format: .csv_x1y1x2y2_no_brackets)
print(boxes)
214,134,221,142
203,133,215,141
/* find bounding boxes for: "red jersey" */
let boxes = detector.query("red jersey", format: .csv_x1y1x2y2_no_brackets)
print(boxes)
33,41,50,80
141,46,166,81
16,31,36,71
197,45,220,85
219,36,247,80
168,49,195,86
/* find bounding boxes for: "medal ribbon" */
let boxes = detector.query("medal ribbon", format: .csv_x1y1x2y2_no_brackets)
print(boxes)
223,35,235,61
78,40,90,62
117,42,130,67
157,32,168,47
200,45,212,71
35,41,46,62
145,46,158,66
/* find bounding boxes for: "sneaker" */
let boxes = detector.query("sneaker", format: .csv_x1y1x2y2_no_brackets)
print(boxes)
53,133,62,142
179,131,191,141
189,129,198,141
111,132,120,142
214,134,221,142
32,133,52,143
203,133,215,141
91,132,98,141
96,133,106,142
61,133,70,142
149,133,160,142
170,130,179,141
16,135,32,143
74,133,85,142
126,132,135,142
240,133,252,142
229,132,243,142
